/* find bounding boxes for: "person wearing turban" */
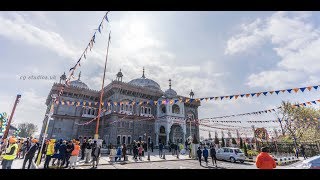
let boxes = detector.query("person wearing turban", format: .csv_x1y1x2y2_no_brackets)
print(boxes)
22,138,39,169
1,137,18,169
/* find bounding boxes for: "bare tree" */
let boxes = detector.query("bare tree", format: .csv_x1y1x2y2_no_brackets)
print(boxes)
17,123,38,137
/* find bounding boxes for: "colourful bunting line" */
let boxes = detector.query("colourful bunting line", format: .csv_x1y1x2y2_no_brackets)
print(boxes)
193,85,320,102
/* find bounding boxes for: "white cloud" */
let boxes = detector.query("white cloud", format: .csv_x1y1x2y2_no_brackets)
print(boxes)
0,12,78,59
247,70,306,89
226,11,320,89
0,89,47,133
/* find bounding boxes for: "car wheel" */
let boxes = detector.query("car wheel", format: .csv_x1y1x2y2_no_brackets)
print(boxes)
230,157,236,163
239,160,244,163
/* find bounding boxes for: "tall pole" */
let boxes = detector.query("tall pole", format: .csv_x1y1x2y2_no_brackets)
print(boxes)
36,94,57,166
95,31,111,140
2,94,21,140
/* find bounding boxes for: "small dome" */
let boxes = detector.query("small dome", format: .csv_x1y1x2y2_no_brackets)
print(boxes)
70,80,89,89
70,71,89,89
128,67,161,91
116,69,123,78
164,79,177,98
128,78,161,91
164,88,177,98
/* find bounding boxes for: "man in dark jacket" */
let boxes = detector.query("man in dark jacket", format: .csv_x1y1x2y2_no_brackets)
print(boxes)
64,140,74,168
91,140,101,169
22,139,39,169
81,137,87,160
58,140,67,168
197,147,202,166
203,147,209,166
210,145,217,167
159,143,163,158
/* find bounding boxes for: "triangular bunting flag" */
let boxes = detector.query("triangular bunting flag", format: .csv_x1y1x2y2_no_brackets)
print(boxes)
240,94,245,97
269,91,274,95
205,98,209,101
303,103,306,106
313,86,318,90
190,99,194,103
281,90,286,93
317,100,320,103
287,89,292,93
210,97,214,100
312,101,317,104
275,91,280,95
220,96,224,100
215,97,219,100
293,88,299,93
251,93,256,97
300,87,306,92
262,92,268,96
174,100,179,104
230,95,234,99
246,94,250,97
235,95,239,99
307,102,312,105
200,98,204,101
256,92,261,97
225,96,229,99
307,86,312,91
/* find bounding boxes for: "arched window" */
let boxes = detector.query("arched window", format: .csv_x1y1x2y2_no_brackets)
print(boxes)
117,136,121,145
148,108,151,114
122,136,126,145
160,126,165,134
160,105,166,114
92,109,95,115
129,105,132,111
141,106,144,114
145,107,147,114
125,105,128,111
88,109,91,115
127,136,131,144
172,104,180,114
121,104,124,111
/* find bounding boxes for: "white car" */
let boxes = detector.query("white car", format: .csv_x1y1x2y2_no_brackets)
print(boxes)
293,155,320,169
216,147,246,163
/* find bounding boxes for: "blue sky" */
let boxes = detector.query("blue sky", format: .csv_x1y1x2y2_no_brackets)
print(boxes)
1,11,320,138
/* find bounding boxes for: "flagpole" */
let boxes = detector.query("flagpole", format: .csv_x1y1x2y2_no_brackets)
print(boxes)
94,31,111,140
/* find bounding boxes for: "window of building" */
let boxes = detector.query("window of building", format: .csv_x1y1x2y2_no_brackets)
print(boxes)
172,104,180,114
122,136,126,145
141,106,144,114
88,109,91,115
161,105,166,114
117,136,121,145
121,104,124,111
144,107,147,114
125,105,128,111
127,136,131,145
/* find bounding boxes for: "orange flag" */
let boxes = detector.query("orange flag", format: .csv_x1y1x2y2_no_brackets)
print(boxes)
307,102,312,105
225,96,229,99
256,92,261,97
235,95,239,99
269,91,274,94
246,94,250,97
293,88,299,93
307,86,312,91
281,90,286,93
317,100,320,103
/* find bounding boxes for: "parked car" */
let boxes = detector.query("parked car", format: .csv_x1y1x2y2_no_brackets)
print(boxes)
293,155,320,169
216,147,246,163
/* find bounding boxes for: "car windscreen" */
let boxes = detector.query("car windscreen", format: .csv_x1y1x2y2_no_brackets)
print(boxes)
234,149,243,153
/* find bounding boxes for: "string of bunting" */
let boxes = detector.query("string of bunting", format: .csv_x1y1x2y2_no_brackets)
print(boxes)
194,84,320,102
200,98,320,120
55,12,110,104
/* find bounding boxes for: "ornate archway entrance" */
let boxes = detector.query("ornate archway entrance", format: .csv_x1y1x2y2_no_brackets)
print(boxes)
159,126,166,144
169,124,184,144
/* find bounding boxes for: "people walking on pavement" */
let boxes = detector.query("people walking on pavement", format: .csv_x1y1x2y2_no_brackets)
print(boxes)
80,137,87,160
150,141,154,152
138,145,143,160
1,137,18,169
295,147,299,159
22,138,39,169
159,142,164,158
197,147,202,166
256,147,276,169
122,144,127,161
51,139,60,166
91,140,101,169
44,139,55,169
203,146,209,166
58,140,67,168
69,140,80,169
64,140,74,168
210,145,217,167
115,146,122,161
17,139,23,159
300,145,306,159
84,139,92,163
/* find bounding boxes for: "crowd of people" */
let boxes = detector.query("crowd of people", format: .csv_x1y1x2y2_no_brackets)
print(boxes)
0,136,101,169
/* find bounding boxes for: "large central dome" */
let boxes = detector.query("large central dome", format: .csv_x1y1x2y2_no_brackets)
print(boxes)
128,67,161,91
70,71,89,89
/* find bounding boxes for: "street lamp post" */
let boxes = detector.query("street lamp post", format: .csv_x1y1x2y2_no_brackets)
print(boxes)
36,93,57,166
